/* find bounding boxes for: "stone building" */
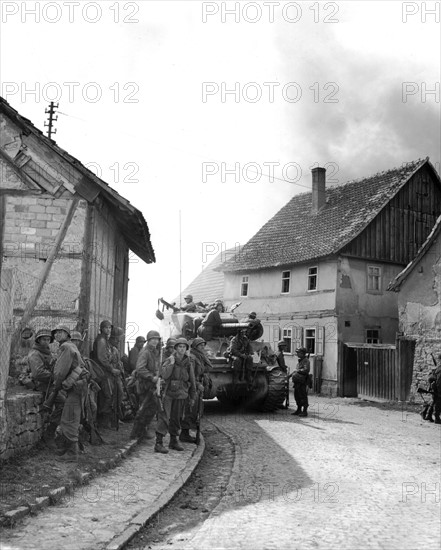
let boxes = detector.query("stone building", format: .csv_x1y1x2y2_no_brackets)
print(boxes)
0,97,155,460
388,215,441,398
218,159,441,397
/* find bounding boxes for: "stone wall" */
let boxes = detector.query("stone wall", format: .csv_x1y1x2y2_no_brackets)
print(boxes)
0,390,44,462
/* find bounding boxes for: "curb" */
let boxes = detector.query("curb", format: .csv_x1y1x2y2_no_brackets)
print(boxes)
106,435,206,550
0,439,139,528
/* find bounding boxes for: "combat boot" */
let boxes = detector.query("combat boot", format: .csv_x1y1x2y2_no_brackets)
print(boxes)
298,406,308,417
56,441,79,463
291,408,301,416
434,416,441,425
154,433,169,454
169,435,184,451
42,423,58,450
179,429,196,444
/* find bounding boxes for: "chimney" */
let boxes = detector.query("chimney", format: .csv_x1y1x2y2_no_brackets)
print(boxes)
311,166,326,214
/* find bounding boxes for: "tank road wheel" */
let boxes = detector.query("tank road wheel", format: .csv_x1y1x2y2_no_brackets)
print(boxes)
260,368,286,412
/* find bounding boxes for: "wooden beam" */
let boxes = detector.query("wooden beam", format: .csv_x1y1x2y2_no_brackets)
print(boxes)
12,195,80,348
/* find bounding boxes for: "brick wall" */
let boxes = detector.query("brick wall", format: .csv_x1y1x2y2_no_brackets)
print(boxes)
0,390,44,461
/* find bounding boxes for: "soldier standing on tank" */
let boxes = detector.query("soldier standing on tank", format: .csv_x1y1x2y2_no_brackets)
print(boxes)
130,330,161,441
52,325,88,462
229,329,254,387
27,328,65,449
155,338,196,453
291,347,310,417
92,320,120,429
180,337,212,443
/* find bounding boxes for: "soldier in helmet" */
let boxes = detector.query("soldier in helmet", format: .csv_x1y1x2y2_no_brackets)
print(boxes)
27,328,65,449
180,337,212,443
181,294,196,313
229,328,254,387
92,320,120,429
52,325,89,462
130,330,162,441
155,338,196,453
128,336,146,374
291,347,310,417
198,300,224,341
163,338,177,362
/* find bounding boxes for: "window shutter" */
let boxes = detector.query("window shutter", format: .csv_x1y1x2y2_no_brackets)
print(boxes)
316,326,325,355
273,325,280,342
292,326,303,351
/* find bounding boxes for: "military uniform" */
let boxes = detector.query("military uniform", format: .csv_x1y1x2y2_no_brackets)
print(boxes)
198,307,223,340
229,331,253,385
130,342,161,439
156,339,196,452
92,324,117,429
292,350,310,416
53,327,88,462
432,363,441,424
27,330,65,445
181,338,212,442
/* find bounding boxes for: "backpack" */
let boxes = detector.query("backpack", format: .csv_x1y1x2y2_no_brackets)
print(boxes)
84,358,106,386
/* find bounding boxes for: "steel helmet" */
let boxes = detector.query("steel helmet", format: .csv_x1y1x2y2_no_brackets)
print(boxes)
111,327,125,339
70,331,83,341
174,337,189,350
146,330,161,341
51,324,71,338
100,320,112,330
35,329,53,343
166,337,177,347
295,347,308,354
191,337,206,349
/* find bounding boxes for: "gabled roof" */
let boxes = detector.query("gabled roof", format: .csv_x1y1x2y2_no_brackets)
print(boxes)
220,158,438,272
388,214,441,291
0,97,155,264
174,248,238,305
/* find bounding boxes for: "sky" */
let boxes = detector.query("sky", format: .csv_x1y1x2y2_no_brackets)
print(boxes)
1,0,440,343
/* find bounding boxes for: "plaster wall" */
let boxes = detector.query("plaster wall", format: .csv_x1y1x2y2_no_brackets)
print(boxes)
336,256,402,344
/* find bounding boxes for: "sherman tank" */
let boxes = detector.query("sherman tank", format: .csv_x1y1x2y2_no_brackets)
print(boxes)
160,301,287,412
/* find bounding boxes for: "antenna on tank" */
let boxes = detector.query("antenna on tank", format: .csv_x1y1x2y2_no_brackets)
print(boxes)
179,210,182,308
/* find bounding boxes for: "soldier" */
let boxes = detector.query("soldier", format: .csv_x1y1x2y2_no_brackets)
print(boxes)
163,338,177,361
181,294,197,313
229,329,254,386
92,320,120,429
128,336,146,374
240,311,257,323
52,325,88,462
155,338,196,453
198,300,224,341
27,328,65,449
276,340,288,372
181,337,212,443
432,354,441,424
291,347,310,417
130,330,161,441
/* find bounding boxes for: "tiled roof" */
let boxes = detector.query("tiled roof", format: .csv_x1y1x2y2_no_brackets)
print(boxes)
174,248,238,305
0,97,155,264
220,158,431,272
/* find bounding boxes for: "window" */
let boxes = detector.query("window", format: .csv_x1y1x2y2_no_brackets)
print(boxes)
367,265,382,292
366,329,380,344
305,328,316,354
308,267,317,291
281,270,291,293
282,328,292,353
240,276,249,297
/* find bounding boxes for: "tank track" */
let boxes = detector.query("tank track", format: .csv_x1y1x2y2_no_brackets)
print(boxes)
260,368,286,412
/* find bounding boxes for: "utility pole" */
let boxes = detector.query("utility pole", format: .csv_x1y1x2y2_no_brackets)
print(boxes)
44,101,58,139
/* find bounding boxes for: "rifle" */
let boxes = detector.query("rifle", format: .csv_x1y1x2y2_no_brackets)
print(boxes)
417,387,435,396
156,340,165,413
431,353,438,367
285,371,290,409
195,391,203,445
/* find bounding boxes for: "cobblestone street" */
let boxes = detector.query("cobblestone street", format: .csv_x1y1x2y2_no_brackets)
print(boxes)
155,397,441,550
